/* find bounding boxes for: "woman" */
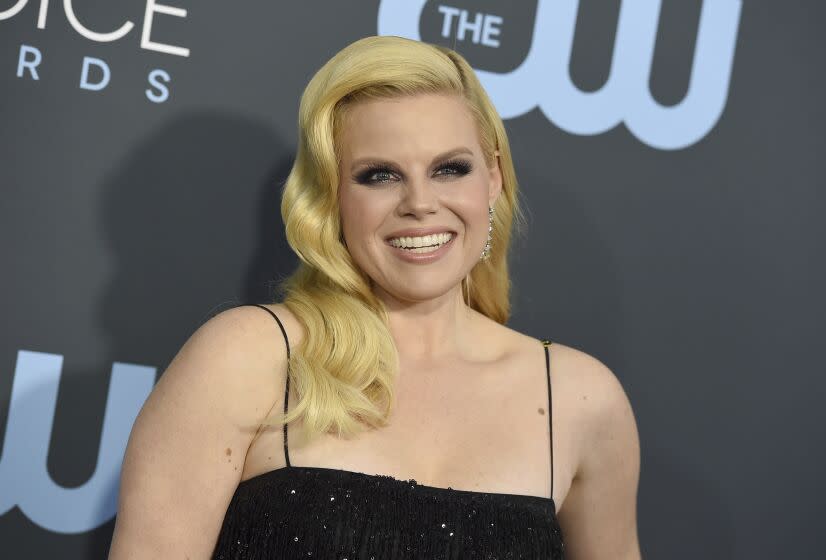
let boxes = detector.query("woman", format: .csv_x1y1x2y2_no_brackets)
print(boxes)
109,36,641,559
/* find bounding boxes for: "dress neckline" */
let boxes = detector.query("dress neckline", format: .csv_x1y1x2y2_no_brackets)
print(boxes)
238,464,557,512
239,306,560,517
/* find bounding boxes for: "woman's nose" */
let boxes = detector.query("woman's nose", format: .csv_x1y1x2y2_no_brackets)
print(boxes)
397,177,439,217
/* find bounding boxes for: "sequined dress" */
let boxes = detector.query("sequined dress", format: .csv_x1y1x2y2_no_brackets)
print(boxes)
212,305,565,559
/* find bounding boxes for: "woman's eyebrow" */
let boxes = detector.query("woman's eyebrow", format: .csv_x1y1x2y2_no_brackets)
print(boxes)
349,147,473,171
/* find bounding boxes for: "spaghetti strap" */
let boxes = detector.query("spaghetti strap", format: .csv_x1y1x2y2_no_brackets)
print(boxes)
540,338,554,500
244,304,292,467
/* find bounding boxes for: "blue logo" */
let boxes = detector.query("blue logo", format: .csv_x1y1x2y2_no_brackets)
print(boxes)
0,350,155,533
378,0,743,150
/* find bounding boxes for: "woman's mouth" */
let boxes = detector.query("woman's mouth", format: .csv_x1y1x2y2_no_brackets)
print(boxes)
387,232,454,253
385,232,456,262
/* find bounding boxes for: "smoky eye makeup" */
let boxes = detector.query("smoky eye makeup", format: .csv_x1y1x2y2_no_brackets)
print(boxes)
352,158,474,186
353,164,396,185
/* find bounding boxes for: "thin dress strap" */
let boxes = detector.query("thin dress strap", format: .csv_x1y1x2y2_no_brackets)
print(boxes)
540,338,554,500
246,304,292,467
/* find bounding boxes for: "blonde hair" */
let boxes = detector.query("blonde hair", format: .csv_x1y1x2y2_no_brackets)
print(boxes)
270,35,525,441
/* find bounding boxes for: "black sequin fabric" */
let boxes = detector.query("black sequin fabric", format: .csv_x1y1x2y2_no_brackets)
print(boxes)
212,465,565,559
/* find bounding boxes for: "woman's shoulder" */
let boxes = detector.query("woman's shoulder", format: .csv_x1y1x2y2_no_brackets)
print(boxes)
191,302,298,379
203,302,302,349
496,321,638,473
228,302,307,351
185,303,305,403
492,320,632,427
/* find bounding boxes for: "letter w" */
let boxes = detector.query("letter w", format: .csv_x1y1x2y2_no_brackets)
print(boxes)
0,350,155,533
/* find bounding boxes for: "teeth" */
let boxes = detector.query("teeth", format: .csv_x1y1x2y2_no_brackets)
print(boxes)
388,232,453,250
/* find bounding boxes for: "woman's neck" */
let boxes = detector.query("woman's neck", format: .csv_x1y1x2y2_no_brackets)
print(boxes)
380,284,476,361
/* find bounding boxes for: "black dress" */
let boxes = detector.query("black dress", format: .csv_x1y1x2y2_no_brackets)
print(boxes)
212,304,565,559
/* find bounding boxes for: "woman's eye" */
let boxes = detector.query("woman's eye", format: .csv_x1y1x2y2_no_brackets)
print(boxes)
436,160,473,178
354,159,473,185
355,167,397,185
371,170,395,183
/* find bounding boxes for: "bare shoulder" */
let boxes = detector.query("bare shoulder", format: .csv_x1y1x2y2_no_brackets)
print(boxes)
171,303,295,420
191,302,307,424
549,343,642,557
251,302,307,351
550,343,632,416
499,325,638,474
547,342,638,462
108,302,299,558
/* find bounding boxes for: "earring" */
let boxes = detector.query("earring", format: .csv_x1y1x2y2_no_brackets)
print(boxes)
480,205,493,261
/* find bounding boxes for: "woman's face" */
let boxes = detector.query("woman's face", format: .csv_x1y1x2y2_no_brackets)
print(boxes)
337,92,502,304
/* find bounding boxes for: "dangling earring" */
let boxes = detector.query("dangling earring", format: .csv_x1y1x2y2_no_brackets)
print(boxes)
480,205,493,261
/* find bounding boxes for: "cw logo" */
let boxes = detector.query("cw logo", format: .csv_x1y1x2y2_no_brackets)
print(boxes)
378,0,743,150
0,350,155,533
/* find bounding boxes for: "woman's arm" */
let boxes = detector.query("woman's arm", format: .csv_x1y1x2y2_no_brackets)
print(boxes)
557,353,642,559
108,306,287,559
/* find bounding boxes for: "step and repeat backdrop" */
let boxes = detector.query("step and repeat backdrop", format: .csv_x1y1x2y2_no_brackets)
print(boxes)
1,1,823,558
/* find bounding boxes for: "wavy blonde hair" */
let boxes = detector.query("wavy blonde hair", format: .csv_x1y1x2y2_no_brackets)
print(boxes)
269,35,525,441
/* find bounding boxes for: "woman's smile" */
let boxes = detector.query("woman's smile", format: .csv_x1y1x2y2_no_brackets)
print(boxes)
385,231,457,263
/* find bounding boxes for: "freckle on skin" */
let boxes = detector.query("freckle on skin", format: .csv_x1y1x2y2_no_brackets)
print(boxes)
225,448,232,456
538,407,545,415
